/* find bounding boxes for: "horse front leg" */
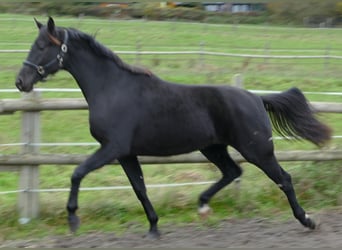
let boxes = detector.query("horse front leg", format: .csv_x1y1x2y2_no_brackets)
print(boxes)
118,155,160,239
66,144,117,233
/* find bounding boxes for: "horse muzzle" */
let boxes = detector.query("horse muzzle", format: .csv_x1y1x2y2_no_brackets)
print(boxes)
15,76,34,92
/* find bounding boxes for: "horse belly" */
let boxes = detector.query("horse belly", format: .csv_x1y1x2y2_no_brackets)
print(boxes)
132,118,216,156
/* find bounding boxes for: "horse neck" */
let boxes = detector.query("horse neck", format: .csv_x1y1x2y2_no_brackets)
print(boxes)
64,48,121,104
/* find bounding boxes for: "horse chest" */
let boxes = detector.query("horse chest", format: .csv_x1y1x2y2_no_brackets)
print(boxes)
88,110,118,141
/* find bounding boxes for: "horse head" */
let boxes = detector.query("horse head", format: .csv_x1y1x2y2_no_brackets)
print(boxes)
15,17,68,92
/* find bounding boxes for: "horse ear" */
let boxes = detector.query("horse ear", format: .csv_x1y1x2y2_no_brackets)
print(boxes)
47,16,56,34
34,17,43,30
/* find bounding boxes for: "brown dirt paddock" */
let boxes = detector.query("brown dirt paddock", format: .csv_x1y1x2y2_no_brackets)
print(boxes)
1,210,341,248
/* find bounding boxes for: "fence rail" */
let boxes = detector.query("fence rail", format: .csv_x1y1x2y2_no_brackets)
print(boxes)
1,150,341,167
0,91,341,221
2,49,342,59
1,98,342,113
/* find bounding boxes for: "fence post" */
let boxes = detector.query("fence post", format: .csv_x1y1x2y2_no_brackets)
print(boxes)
232,73,244,88
325,45,330,71
231,74,244,202
264,41,270,65
18,91,40,223
199,41,205,69
136,38,141,65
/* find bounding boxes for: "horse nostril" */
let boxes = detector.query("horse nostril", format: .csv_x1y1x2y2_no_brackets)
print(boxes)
15,77,23,91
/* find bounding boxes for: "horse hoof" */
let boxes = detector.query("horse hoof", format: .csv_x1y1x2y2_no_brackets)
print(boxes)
198,204,212,219
307,219,316,230
68,214,80,233
144,230,161,240
305,213,317,230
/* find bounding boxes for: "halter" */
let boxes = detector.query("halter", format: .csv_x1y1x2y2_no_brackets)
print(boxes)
23,29,69,77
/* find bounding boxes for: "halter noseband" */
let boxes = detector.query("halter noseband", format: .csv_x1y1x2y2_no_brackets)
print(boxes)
23,29,69,76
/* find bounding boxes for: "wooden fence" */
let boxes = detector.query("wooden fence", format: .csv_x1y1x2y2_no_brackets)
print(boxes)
0,90,341,221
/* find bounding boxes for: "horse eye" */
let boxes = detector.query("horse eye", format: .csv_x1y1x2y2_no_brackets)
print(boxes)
36,41,45,50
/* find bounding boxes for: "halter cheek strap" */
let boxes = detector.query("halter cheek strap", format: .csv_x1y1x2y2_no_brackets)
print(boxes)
23,29,69,77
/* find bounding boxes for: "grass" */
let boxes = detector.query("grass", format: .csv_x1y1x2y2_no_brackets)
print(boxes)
0,14,341,240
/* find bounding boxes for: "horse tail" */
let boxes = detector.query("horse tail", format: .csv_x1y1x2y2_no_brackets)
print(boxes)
261,87,331,146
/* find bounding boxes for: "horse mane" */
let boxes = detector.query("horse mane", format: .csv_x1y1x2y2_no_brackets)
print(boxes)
66,28,151,76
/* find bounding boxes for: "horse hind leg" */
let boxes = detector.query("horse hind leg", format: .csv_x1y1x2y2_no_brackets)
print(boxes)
199,144,242,217
242,148,316,230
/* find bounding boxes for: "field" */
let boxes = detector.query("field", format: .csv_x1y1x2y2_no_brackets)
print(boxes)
0,13,341,242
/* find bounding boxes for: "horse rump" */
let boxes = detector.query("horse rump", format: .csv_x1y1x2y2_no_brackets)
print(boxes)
261,87,331,146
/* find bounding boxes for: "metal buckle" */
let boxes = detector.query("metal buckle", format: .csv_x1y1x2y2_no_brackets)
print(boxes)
37,66,45,75
57,54,63,67
61,44,68,53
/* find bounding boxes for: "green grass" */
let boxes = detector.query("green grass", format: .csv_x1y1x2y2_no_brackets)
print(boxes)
0,14,341,240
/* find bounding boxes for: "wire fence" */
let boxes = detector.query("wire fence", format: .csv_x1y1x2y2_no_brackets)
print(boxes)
0,181,217,195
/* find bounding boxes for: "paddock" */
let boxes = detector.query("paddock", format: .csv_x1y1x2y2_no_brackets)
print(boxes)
0,15,341,244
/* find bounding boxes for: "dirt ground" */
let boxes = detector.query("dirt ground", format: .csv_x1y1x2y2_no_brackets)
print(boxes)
1,211,342,248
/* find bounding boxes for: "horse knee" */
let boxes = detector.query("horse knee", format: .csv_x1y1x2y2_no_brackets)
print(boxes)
71,169,85,184
283,171,292,183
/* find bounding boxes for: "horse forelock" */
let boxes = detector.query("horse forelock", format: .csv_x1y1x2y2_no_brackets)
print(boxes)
66,28,152,76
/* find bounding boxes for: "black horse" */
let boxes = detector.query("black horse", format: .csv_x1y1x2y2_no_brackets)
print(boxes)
15,17,331,238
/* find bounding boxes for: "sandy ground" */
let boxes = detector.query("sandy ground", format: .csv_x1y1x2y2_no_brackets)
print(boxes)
1,211,342,248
